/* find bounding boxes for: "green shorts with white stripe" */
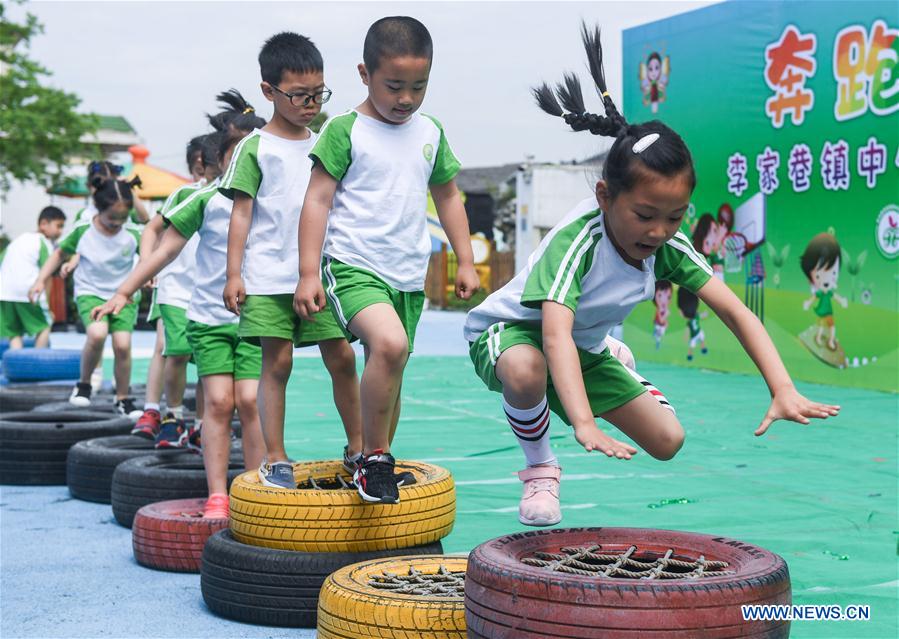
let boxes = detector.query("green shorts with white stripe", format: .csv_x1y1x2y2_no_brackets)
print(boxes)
322,257,425,352
468,321,656,423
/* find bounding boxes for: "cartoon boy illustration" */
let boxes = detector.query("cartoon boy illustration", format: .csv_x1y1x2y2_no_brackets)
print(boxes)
677,286,707,361
652,279,672,350
640,51,669,113
691,213,725,280
801,233,847,351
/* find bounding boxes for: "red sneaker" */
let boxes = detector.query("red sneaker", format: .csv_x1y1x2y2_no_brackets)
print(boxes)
131,409,161,440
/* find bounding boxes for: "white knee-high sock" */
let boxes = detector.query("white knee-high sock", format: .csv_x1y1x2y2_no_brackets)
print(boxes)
503,396,558,467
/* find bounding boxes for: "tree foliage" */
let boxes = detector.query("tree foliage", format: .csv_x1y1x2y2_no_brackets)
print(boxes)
0,2,97,192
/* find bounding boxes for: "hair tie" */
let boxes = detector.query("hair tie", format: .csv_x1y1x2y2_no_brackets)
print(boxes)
601,91,610,98
242,107,254,114
632,133,660,153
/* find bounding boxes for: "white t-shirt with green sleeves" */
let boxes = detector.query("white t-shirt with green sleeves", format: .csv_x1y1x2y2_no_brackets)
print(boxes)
164,180,238,326
463,197,713,354
0,232,53,302
155,181,203,309
311,110,461,292
58,219,141,300
219,128,317,295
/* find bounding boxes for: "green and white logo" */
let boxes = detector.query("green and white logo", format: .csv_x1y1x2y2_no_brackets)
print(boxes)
423,143,434,162
875,204,899,259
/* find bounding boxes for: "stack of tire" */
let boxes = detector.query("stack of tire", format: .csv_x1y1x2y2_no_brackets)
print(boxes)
201,459,456,628
1,347,81,386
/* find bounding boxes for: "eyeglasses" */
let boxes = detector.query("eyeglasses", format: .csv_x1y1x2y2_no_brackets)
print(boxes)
269,84,332,107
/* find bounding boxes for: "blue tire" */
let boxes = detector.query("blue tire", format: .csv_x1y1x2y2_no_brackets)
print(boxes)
2,349,81,382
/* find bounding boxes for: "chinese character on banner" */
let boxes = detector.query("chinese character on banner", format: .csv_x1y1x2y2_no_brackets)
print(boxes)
857,137,887,188
821,140,851,191
764,25,817,127
834,20,899,121
726,153,749,197
788,144,814,192
756,146,780,195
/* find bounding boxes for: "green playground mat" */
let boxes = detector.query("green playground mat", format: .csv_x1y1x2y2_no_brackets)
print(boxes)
123,355,898,638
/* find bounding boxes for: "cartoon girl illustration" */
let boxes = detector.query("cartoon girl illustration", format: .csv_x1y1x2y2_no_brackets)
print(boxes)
652,280,672,350
640,51,669,113
677,286,707,361
801,233,847,351
691,213,725,280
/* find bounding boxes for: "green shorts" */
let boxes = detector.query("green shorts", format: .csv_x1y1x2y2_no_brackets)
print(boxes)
187,321,261,380
147,288,161,322
76,295,137,333
239,294,347,347
469,321,647,424
158,304,191,357
323,258,425,352
0,300,50,338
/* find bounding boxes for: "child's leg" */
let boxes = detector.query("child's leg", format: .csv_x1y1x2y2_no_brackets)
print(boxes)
9,336,23,349
388,380,402,445
34,327,51,348
163,355,190,414
347,304,409,455
110,331,132,399
257,337,293,463
200,374,235,495
599,390,683,461
234,378,265,471
80,321,109,384
318,338,362,456
144,322,165,408
195,379,205,422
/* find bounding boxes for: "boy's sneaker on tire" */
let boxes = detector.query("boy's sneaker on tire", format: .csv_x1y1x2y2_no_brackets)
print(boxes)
342,445,363,475
354,450,400,504
154,413,188,449
132,409,162,439
188,420,202,450
115,397,143,420
258,459,296,489
69,382,92,407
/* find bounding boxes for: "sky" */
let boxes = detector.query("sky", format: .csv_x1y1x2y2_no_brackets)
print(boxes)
14,0,717,175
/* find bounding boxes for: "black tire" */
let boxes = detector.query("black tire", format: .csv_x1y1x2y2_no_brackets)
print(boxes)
201,529,444,628
111,452,245,528
66,435,189,503
0,385,73,412
0,411,133,485
33,399,121,414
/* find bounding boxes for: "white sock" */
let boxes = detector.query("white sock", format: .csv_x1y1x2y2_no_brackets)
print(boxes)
503,396,558,467
144,402,160,412
169,405,184,419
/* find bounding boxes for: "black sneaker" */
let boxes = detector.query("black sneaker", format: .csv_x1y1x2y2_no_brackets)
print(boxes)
354,450,400,504
188,420,202,450
342,445,363,475
114,397,143,420
69,382,92,407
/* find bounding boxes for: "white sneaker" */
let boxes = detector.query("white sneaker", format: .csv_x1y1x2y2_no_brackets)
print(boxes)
69,383,92,407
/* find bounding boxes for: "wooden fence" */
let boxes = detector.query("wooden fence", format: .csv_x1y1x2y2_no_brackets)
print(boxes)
425,243,516,309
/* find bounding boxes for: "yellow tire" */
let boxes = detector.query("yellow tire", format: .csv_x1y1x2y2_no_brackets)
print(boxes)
229,460,455,552
317,555,466,638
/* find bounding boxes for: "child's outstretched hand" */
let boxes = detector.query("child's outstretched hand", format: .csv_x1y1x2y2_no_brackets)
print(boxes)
755,386,840,436
27,281,44,303
223,276,246,316
573,423,638,459
294,276,326,321
91,293,129,321
455,263,480,300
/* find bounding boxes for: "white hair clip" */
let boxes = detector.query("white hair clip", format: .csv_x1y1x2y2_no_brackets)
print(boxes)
632,133,660,153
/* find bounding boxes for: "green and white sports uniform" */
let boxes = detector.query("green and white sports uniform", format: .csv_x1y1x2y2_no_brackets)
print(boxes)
464,197,713,422
219,128,344,346
311,110,460,350
58,220,141,333
164,180,261,380
687,316,705,347
151,181,203,355
0,232,53,338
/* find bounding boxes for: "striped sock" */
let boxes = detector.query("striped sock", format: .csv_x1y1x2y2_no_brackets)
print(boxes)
624,368,675,414
503,396,558,467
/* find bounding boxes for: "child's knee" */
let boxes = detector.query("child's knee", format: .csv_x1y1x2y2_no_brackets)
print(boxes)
497,348,547,399
648,421,685,460
370,332,409,368
111,339,130,358
86,323,108,342
235,386,258,416
324,344,357,379
205,391,235,417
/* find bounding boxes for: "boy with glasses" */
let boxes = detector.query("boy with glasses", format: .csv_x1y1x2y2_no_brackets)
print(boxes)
222,32,362,490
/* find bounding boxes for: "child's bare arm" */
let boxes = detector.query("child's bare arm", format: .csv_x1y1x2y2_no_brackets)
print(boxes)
697,276,840,434
28,249,66,302
294,166,337,320
139,215,165,258
431,179,479,300
224,193,253,315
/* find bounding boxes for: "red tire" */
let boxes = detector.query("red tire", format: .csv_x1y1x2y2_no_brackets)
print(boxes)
132,498,228,573
465,527,790,638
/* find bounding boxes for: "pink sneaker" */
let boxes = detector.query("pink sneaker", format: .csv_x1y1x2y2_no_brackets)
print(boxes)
203,493,229,520
517,465,562,527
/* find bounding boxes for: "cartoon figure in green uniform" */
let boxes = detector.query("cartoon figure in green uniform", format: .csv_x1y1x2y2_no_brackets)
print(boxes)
801,233,847,351
677,286,707,361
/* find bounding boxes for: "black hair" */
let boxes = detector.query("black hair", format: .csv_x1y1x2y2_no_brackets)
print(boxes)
91,176,141,213
677,286,699,319
800,233,841,281
218,130,248,163
691,213,715,256
86,160,123,186
647,51,662,64
363,16,433,74
38,206,66,224
533,23,696,201
201,131,226,168
186,135,206,170
207,89,266,135
654,279,672,296
258,32,323,85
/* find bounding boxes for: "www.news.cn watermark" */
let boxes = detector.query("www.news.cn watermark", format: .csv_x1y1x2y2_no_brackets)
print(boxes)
742,604,871,622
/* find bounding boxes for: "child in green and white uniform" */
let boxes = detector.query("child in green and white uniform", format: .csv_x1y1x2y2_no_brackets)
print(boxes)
29,178,145,419
0,206,66,348
294,18,480,503
222,32,362,492
92,130,265,520
676,286,707,361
